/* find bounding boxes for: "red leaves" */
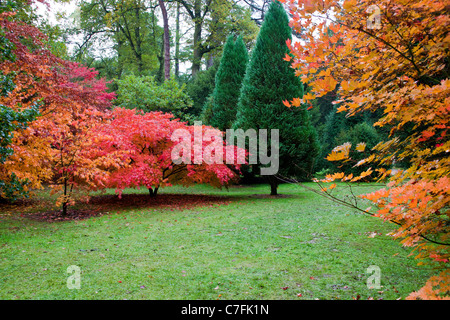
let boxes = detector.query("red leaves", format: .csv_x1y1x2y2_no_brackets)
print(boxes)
97,108,244,196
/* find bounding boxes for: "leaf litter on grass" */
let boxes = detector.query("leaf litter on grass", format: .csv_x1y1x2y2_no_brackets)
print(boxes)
11,193,233,222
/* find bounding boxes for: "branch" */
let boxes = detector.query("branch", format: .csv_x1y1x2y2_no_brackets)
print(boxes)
176,0,195,19
275,174,450,247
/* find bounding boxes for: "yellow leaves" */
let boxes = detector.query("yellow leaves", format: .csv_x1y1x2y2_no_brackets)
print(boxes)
340,80,349,91
291,97,302,107
360,168,373,178
303,92,315,101
340,80,359,92
343,0,357,11
336,105,347,113
315,75,338,92
355,142,366,152
326,142,351,161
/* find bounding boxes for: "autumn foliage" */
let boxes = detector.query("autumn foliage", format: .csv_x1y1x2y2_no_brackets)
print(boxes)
95,108,243,197
282,0,449,299
0,9,242,214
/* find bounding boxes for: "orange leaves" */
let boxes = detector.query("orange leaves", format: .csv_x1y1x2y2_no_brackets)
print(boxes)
342,0,357,11
284,1,450,287
336,105,347,113
351,168,373,182
326,142,351,162
0,14,121,211
407,270,450,300
282,96,309,108
291,97,302,107
355,142,366,152
312,75,338,94
283,53,292,62
328,183,337,190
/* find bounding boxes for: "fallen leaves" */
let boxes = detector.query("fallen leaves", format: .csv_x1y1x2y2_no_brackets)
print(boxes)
12,193,233,222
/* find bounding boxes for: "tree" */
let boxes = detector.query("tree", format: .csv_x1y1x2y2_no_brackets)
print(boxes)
114,74,193,119
208,35,248,131
237,0,271,26
99,108,244,197
176,0,258,75
186,57,220,115
315,102,384,176
158,0,171,80
74,0,162,77
283,0,449,299
233,0,319,195
0,12,40,201
0,8,122,214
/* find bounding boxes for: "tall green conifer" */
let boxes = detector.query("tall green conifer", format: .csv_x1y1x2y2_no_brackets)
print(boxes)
209,35,249,131
233,1,319,195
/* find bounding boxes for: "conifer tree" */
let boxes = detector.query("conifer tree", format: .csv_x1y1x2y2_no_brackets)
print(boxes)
233,1,319,195
209,35,248,131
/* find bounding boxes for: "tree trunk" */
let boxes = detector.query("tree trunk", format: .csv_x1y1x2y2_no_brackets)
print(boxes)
267,175,279,195
148,186,159,197
206,53,215,69
157,33,165,83
134,7,144,74
62,202,68,216
62,177,68,215
270,183,278,196
175,1,180,78
192,23,202,75
116,29,124,79
159,0,170,80
191,0,203,76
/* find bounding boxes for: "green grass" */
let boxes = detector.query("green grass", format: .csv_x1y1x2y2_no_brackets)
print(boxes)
0,183,437,300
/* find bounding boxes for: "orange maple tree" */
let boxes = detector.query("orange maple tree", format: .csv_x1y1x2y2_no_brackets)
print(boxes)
281,0,449,299
0,11,124,213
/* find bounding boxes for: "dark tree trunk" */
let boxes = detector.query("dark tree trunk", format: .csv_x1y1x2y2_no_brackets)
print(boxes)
62,202,68,216
134,7,144,74
175,2,180,78
191,0,203,76
159,0,170,80
192,20,202,76
148,186,159,197
267,175,279,195
270,183,278,196
157,33,165,83
62,177,68,215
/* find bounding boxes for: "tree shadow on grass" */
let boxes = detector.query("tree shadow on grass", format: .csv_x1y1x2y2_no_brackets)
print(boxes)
22,193,234,222
4,189,302,223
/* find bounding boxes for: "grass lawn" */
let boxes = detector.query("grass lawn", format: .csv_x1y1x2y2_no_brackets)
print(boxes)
0,182,438,300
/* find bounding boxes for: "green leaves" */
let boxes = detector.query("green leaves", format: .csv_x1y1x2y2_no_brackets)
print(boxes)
115,75,193,118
